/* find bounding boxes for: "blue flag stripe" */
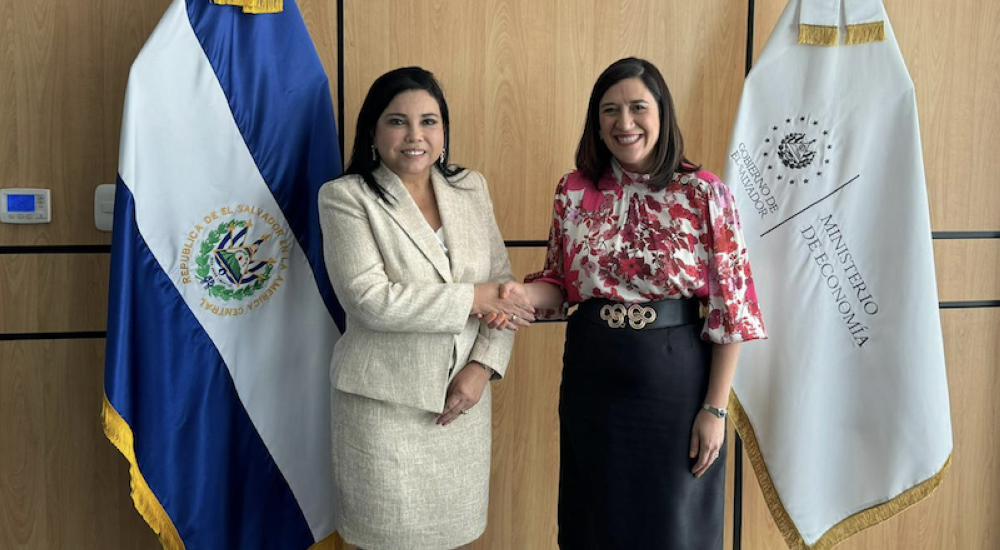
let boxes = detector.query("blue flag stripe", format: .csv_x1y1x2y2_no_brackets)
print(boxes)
185,0,345,331
104,178,314,550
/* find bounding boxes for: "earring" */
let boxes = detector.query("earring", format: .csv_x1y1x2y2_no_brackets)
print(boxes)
371,145,378,162
439,148,446,164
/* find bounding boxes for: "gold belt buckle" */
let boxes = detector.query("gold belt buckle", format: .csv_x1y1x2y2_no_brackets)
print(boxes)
599,303,657,329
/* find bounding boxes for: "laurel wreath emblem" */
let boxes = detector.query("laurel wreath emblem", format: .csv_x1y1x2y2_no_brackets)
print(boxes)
195,219,273,302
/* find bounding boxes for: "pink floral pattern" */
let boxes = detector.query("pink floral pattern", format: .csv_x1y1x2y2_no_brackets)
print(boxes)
526,160,766,344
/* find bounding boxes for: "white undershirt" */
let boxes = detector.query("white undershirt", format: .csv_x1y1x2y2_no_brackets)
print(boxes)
434,226,449,255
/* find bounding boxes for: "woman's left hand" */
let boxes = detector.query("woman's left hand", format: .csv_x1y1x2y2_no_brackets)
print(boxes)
689,410,726,478
437,362,491,426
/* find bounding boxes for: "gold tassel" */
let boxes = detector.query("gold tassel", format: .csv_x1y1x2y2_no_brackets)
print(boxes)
798,24,839,46
730,391,952,550
210,0,283,14
846,21,886,45
102,395,187,550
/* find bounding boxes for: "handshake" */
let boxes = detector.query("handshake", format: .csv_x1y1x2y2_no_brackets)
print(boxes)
472,281,537,332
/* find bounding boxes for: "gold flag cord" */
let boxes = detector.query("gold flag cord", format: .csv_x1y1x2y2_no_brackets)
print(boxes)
102,395,186,550
211,0,284,14
729,390,952,550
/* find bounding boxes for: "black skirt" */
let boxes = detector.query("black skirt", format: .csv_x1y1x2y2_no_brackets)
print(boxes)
558,302,726,550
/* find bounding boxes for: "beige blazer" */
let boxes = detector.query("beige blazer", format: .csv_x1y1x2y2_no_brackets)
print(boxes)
318,165,515,413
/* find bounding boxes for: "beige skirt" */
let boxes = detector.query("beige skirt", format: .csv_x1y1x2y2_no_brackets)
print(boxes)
331,385,492,550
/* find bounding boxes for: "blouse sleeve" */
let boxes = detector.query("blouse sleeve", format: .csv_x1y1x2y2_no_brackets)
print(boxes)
524,175,571,319
701,177,767,344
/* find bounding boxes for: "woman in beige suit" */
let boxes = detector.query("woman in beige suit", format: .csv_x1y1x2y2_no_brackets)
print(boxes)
318,67,534,550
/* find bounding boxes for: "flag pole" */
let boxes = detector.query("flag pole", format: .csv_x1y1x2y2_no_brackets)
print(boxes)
732,1,755,549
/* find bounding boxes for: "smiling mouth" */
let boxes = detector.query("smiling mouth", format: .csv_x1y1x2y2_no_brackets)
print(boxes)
614,135,642,145
401,149,426,157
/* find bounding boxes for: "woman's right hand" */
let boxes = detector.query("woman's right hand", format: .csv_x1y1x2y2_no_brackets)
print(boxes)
482,282,537,330
472,282,536,325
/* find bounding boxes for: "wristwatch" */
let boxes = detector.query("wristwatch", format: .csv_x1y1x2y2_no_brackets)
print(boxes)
702,403,728,419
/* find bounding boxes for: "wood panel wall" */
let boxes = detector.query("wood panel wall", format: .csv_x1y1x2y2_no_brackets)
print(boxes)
342,0,747,241
933,239,1000,302
0,255,110,334
0,340,159,549
1,0,997,549
0,0,171,247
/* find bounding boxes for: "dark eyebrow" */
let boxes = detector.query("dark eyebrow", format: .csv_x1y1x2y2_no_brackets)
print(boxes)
601,99,650,107
384,113,439,118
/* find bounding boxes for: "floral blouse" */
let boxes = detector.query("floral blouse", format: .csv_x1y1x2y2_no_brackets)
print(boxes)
525,160,766,344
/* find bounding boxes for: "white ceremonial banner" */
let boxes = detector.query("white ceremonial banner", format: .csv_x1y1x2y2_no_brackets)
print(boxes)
723,0,952,549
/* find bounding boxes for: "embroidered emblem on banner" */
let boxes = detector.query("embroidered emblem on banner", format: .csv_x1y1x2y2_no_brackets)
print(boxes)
179,205,292,317
729,115,838,222
763,116,834,185
778,133,817,168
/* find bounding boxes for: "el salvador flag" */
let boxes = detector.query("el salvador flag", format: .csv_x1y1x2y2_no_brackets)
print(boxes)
101,1,344,548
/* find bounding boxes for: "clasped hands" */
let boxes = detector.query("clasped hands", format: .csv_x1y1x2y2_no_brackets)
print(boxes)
472,281,535,331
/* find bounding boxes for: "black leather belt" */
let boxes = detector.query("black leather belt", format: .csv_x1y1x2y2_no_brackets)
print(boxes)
575,298,702,330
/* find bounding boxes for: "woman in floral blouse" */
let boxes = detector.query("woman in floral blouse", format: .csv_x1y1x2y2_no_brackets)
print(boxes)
498,58,766,549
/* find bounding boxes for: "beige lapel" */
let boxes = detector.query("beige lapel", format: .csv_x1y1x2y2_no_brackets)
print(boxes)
431,168,477,282
373,165,453,283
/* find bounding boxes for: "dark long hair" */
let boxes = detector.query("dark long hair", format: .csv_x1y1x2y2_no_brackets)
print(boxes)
576,57,698,188
344,67,463,202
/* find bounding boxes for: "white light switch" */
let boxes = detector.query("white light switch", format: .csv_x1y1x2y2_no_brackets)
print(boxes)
95,184,116,232
1,188,51,224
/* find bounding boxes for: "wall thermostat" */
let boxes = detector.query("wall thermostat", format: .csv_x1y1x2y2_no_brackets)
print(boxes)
1,188,51,224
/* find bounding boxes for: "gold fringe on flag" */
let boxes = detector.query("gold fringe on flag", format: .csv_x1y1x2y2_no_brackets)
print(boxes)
310,532,348,550
846,21,886,45
102,395,186,550
729,391,952,550
798,24,839,46
211,0,283,14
